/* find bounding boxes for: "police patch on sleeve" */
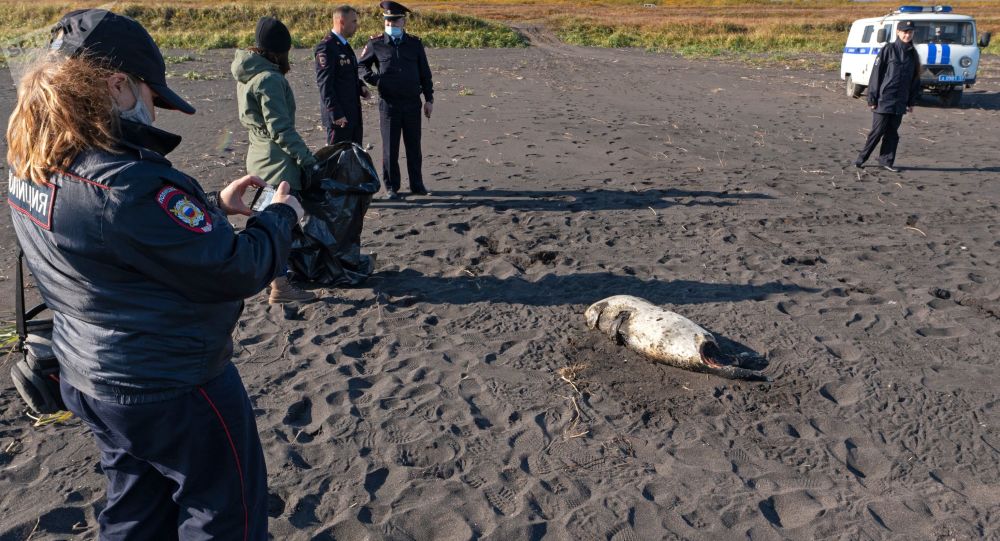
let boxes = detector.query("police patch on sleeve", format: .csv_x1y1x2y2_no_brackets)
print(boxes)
317,52,327,68
156,186,213,233
8,173,56,230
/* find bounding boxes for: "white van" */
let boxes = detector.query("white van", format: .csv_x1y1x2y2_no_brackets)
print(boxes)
840,5,991,106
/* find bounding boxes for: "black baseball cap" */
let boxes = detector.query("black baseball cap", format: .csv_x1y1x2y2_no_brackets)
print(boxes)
49,9,195,114
897,21,915,32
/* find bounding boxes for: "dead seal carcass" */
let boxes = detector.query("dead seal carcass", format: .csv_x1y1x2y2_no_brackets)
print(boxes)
584,295,770,381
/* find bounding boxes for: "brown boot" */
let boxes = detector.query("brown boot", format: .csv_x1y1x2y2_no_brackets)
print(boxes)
268,276,316,304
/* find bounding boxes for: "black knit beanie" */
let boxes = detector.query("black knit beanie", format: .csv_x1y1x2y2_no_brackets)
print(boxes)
255,17,291,53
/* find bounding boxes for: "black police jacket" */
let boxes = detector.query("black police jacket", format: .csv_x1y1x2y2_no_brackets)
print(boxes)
8,120,298,404
868,39,921,115
314,32,363,127
358,33,433,104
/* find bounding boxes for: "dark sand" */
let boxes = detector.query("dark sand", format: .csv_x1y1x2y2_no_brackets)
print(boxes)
1,40,999,540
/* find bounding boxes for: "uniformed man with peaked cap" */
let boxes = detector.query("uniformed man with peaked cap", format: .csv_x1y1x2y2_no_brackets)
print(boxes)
358,0,434,199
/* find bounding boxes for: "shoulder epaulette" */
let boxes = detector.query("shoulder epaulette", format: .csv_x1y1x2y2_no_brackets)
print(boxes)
370,34,382,40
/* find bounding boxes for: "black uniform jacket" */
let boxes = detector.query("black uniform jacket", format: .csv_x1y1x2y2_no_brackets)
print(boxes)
358,33,433,104
868,39,921,115
314,32,363,127
8,120,298,404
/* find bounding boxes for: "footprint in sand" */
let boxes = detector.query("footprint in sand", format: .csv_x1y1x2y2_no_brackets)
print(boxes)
484,483,521,516
814,336,863,362
818,380,863,406
844,438,891,481
378,417,423,445
866,499,934,534
776,300,805,317
758,491,826,529
915,326,969,339
282,396,313,427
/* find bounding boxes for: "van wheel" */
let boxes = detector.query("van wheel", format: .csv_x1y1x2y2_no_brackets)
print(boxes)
846,76,865,99
940,87,963,107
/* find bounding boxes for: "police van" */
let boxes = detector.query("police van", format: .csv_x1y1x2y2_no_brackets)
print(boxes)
840,5,991,106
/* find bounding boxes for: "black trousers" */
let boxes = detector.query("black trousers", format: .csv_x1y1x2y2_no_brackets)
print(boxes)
61,363,268,540
857,112,904,166
379,99,425,192
325,110,363,146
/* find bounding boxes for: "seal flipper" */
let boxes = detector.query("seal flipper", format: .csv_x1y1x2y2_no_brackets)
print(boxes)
703,364,772,382
700,342,771,382
610,310,631,346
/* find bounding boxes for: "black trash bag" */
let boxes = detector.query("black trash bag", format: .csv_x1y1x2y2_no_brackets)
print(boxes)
288,142,380,286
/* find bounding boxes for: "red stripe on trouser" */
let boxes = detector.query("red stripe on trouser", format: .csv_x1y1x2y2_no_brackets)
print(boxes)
198,387,249,541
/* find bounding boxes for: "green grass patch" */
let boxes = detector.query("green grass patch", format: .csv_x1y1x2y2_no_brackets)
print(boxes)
180,70,216,80
553,18,851,57
0,324,18,349
164,54,197,64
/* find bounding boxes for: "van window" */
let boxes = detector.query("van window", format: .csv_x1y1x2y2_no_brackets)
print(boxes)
861,25,875,43
912,21,975,45
884,24,893,40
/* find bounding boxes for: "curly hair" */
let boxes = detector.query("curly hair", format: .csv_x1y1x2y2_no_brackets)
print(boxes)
6,54,120,185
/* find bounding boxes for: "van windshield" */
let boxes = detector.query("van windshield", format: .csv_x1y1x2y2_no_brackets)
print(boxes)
912,21,975,46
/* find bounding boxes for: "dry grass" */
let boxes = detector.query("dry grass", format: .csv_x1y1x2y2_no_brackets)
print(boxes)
1,1,996,59
421,0,999,56
0,2,526,50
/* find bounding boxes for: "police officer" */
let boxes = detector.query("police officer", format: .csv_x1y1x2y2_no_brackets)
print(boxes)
315,5,369,145
358,0,434,199
7,9,303,539
854,20,922,173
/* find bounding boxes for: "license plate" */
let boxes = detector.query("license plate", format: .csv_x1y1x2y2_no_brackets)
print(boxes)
938,75,964,82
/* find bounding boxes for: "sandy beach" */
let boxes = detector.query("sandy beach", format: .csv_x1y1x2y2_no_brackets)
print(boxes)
1,39,999,540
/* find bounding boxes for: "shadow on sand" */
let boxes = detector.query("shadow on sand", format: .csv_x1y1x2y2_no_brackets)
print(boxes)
918,90,1000,111
363,269,815,308
371,187,774,212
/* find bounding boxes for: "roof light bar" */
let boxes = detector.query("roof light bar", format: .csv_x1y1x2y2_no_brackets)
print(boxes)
896,5,952,13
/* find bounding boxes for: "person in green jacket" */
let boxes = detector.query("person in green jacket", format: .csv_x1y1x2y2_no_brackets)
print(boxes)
233,17,317,303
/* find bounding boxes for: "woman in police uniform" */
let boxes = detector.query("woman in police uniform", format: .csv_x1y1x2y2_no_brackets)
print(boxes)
7,10,302,539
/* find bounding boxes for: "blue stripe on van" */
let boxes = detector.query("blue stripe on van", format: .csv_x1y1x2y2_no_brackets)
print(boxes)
843,47,881,55
927,43,937,63
941,44,951,64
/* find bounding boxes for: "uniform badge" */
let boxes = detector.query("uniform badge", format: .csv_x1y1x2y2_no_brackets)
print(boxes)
317,52,328,68
156,186,213,233
7,172,56,230
339,53,350,66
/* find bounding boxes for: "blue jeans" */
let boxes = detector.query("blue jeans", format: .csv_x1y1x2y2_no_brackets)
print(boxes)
60,363,268,540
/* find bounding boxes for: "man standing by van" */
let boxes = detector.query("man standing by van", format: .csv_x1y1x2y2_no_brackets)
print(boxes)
854,20,921,173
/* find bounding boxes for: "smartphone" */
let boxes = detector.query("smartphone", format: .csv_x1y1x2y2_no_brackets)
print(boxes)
250,185,276,212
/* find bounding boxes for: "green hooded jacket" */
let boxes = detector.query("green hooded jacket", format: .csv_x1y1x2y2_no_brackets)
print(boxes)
232,49,316,190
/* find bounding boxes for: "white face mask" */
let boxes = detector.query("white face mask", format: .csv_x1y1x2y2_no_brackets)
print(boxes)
117,77,154,126
384,25,402,39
